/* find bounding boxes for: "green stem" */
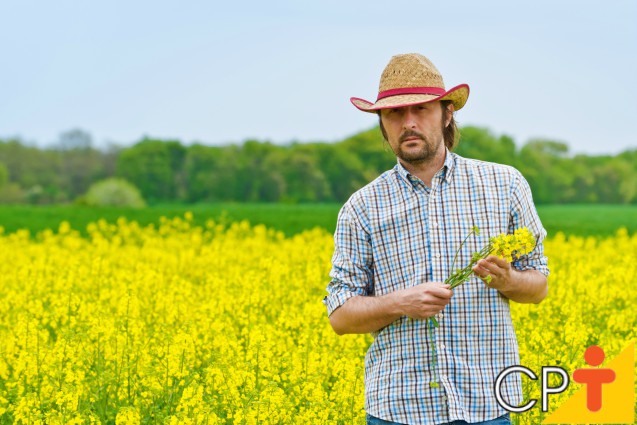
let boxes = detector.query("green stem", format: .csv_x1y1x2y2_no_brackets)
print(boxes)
427,318,439,388
445,244,493,289
450,228,477,274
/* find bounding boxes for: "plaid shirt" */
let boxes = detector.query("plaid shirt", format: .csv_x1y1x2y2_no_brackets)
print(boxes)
324,150,549,424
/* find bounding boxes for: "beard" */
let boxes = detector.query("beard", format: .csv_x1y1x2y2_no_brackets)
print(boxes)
395,129,443,164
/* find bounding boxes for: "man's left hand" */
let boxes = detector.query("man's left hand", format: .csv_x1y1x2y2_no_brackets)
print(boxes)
472,256,512,290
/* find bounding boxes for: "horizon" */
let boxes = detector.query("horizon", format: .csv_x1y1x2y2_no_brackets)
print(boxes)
3,124,636,158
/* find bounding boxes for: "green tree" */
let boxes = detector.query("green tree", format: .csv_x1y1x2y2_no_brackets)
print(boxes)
54,130,109,200
591,157,637,204
235,141,287,202
183,144,223,202
0,162,7,189
455,126,517,166
310,144,370,202
116,139,186,203
518,140,574,204
568,155,598,203
340,126,396,175
0,139,56,192
282,147,330,202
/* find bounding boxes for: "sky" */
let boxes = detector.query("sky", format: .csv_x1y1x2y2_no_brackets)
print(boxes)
1,0,636,155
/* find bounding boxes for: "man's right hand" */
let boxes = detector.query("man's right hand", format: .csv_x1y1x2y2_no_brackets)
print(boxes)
393,282,453,320
328,282,453,335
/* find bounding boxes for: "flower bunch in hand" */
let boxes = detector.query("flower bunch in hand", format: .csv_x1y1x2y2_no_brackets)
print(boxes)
429,226,536,328
446,226,536,289
426,226,536,388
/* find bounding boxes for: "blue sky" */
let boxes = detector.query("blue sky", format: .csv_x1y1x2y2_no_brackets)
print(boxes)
1,0,635,154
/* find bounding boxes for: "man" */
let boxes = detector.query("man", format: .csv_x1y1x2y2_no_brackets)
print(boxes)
323,53,549,425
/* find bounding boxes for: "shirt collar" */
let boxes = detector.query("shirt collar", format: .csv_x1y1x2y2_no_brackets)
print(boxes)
394,148,456,188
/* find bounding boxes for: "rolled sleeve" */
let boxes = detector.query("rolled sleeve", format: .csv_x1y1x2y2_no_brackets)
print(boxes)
323,202,373,317
509,171,550,277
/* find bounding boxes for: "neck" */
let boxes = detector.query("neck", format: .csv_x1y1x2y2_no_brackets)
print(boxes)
399,147,447,187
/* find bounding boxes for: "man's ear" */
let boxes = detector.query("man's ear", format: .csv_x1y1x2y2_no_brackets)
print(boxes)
445,104,455,127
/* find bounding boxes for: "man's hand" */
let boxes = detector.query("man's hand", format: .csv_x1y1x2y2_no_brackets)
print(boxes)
329,282,453,335
472,256,548,304
395,282,453,320
473,256,512,291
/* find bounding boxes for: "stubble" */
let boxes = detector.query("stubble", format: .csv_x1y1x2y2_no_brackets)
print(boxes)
395,128,443,165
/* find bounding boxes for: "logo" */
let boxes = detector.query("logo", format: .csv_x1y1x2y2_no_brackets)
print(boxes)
494,343,635,424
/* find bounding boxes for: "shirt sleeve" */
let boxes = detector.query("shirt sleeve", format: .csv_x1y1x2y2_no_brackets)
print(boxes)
509,171,550,277
323,202,374,317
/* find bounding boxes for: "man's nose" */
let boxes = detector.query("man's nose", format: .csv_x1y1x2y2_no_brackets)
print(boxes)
402,109,417,129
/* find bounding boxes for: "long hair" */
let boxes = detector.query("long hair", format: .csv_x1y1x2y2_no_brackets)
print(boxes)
378,100,459,150
440,100,459,151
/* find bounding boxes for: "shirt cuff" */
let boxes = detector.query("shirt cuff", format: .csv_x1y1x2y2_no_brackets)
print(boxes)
323,289,361,317
513,263,550,277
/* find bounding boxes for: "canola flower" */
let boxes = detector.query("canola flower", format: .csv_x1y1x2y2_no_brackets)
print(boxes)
446,226,536,289
0,216,635,424
428,226,536,334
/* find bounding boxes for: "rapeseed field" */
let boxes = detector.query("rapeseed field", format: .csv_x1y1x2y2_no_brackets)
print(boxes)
0,215,635,424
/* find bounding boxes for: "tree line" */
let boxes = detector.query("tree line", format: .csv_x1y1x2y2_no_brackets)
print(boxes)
1,127,635,205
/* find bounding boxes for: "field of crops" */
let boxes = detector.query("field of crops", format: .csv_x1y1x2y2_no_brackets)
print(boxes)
0,212,636,424
1,203,636,238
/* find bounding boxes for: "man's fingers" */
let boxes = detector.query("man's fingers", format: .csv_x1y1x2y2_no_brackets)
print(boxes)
415,287,452,307
411,282,453,298
486,255,510,268
476,259,503,276
473,263,490,277
428,287,453,300
473,264,494,285
428,296,452,307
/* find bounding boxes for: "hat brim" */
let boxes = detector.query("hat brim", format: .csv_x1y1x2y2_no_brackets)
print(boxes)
351,84,470,113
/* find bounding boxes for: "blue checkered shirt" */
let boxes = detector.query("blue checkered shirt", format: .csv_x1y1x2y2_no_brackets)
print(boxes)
324,150,549,424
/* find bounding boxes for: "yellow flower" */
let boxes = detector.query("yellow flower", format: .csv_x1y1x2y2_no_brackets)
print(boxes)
489,227,536,261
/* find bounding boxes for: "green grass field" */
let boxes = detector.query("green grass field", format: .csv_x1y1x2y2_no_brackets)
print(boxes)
0,203,635,238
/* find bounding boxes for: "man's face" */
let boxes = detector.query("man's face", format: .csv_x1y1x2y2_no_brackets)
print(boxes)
379,101,451,164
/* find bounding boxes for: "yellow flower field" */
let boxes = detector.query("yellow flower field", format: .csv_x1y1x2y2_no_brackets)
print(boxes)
0,215,635,424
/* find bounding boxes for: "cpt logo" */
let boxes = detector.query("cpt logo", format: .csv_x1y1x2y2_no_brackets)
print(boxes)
494,343,635,424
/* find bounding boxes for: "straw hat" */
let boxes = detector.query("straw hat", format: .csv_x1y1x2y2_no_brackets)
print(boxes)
351,53,469,113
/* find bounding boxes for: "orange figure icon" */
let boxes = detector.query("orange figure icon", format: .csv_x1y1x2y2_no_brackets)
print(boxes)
572,345,616,412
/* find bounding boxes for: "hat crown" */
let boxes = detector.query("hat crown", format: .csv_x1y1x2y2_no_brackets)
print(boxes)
378,53,445,93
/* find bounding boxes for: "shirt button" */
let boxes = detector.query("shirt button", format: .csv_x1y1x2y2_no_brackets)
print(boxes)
435,253,441,259
431,221,438,227
440,343,446,349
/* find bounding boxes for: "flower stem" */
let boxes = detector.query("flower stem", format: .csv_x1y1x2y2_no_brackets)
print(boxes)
450,227,477,274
